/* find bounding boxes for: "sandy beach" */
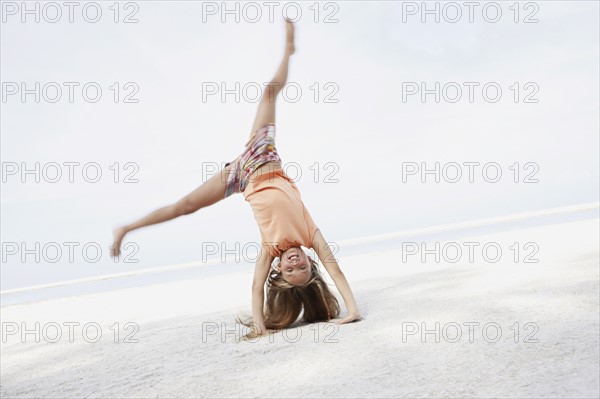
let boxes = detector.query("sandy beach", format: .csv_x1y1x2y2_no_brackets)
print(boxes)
1,214,599,398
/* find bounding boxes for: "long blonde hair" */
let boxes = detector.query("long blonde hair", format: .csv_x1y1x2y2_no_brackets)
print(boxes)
237,255,340,336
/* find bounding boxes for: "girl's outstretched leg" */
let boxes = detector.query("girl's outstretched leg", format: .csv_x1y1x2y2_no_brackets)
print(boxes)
110,165,233,257
249,18,295,136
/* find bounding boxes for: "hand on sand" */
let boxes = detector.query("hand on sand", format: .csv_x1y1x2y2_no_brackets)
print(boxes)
285,17,295,55
335,313,362,325
110,227,127,258
242,327,275,341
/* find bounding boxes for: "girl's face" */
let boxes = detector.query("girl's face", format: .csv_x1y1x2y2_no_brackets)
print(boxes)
278,247,312,285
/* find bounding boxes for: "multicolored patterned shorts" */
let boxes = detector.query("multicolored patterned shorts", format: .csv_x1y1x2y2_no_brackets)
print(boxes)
224,123,282,198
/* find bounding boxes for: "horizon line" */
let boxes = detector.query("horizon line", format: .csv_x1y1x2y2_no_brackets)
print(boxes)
2,201,598,296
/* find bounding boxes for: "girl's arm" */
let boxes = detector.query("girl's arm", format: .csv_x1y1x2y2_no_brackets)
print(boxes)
250,246,275,335
311,228,362,324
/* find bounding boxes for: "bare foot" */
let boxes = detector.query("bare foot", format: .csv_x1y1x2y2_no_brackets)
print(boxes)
285,17,295,55
110,226,128,258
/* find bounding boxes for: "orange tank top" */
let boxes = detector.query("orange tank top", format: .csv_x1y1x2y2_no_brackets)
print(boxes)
242,167,319,258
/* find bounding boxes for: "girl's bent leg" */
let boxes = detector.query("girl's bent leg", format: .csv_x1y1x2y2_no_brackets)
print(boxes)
111,165,234,257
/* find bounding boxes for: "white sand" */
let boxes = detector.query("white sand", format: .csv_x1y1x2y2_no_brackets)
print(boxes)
1,217,599,398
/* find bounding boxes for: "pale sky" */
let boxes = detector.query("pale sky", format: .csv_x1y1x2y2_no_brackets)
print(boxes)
1,1,599,289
